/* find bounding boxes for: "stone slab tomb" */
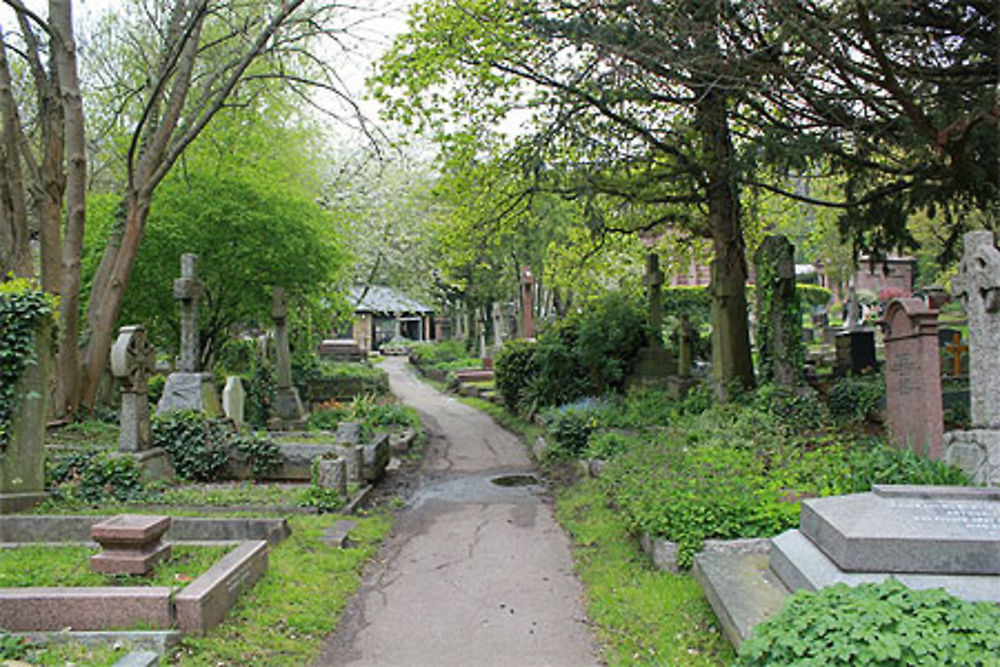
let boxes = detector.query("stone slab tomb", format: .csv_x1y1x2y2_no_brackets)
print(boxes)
90,514,172,576
695,485,1000,648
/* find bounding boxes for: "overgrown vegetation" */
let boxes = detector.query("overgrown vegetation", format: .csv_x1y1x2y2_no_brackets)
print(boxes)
0,279,55,449
738,580,1000,666
152,411,281,482
170,513,391,665
556,480,733,665
307,394,420,438
47,449,146,504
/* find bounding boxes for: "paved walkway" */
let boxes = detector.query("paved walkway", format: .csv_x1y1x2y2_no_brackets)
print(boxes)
313,357,599,666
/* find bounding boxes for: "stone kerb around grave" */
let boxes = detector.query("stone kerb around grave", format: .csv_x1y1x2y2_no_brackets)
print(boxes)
1,316,53,513
881,298,943,459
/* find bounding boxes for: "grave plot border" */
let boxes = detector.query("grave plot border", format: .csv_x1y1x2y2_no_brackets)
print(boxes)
0,514,286,635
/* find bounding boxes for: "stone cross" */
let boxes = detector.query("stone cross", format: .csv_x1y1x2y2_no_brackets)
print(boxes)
271,287,305,424
271,287,292,390
172,254,203,372
845,286,863,330
110,325,155,452
492,302,504,347
952,231,1000,428
945,332,968,378
881,299,943,459
521,266,535,339
678,314,694,378
753,235,802,386
642,252,665,344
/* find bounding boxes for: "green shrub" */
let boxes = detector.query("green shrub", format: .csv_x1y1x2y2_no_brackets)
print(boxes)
754,384,827,431
0,632,28,661
543,399,605,460
308,400,351,431
229,431,282,479
797,283,832,311
828,376,885,423
47,449,146,504
494,339,537,412
738,580,1000,666
528,317,588,407
574,292,649,394
585,431,632,459
152,411,231,482
147,374,166,407
408,339,468,366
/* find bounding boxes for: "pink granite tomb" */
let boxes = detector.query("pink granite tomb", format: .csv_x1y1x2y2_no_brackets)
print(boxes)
882,299,944,459
90,514,172,576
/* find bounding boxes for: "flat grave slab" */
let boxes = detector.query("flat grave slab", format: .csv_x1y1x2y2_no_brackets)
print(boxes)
800,485,1000,574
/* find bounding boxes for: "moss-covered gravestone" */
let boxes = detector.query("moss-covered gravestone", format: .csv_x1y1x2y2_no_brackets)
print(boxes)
754,235,803,386
0,282,54,512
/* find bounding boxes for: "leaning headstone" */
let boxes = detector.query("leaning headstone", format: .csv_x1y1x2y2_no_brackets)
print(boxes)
754,235,803,386
222,376,246,429
270,287,306,427
157,254,220,416
944,231,1000,483
882,299,943,458
0,307,53,513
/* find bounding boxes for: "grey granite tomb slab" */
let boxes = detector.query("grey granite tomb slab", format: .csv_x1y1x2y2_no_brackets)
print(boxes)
771,529,1000,604
800,485,1000,575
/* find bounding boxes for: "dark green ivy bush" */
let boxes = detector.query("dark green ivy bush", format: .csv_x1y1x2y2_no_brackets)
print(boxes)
738,580,1000,666
152,411,280,481
47,449,146,504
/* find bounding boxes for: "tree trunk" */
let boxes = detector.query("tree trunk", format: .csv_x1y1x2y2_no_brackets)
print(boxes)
0,30,31,279
79,194,151,409
694,58,755,399
51,0,87,418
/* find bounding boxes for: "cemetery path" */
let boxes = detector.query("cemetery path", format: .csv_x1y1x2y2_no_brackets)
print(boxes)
313,357,600,667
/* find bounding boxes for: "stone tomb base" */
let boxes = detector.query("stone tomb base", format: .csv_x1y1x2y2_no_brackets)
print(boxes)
0,492,49,514
156,372,220,416
694,485,1000,647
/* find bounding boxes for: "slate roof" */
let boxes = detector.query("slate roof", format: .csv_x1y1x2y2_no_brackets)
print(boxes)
349,286,433,314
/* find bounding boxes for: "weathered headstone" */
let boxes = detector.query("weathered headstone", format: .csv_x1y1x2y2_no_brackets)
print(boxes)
314,456,348,498
882,299,943,458
844,286,863,329
0,313,52,513
944,231,1000,483
754,235,803,386
222,376,246,429
678,315,694,378
157,254,220,416
643,252,664,342
834,329,877,376
110,325,155,451
492,302,504,348
520,267,535,339
270,287,306,427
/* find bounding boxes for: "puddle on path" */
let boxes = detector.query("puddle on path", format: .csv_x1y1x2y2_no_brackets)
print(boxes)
491,474,540,487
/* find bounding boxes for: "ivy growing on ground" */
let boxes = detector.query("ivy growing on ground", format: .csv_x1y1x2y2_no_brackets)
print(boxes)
0,279,55,450
738,580,1000,665
47,449,146,504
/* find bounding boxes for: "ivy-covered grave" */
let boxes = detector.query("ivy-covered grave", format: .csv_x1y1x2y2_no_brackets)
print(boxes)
0,279,56,512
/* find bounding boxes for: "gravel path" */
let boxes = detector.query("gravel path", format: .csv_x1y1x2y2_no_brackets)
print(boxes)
312,356,600,666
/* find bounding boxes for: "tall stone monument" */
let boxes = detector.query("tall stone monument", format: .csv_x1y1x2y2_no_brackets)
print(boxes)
520,267,535,339
631,252,675,386
157,254,220,416
754,235,803,386
110,325,156,452
0,312,52,513
271,287,306,428
881,299,943,459
944,231,1000,484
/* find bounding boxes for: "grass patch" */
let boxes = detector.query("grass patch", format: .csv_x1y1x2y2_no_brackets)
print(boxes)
169,512,391,665
11,638,130,666
46,419,119,447
556,480,733,666
0,544,229,588
456,395,544,444
157,482,308,508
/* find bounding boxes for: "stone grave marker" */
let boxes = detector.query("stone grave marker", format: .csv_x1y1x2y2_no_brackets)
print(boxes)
881,299,943,458
157,254,220,416
754,235,802,386
944,231,1000,484
110,325,156,452
90,514,172,576
270,287,306,427
222,376,246,429
520,266,534,339
315,456,348,498
492,302,504,348
631,252,675,386
0,311,53,513
696,485,1000,648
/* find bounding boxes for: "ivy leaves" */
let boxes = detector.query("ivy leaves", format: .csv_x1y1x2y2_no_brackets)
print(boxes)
0,280,55,450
